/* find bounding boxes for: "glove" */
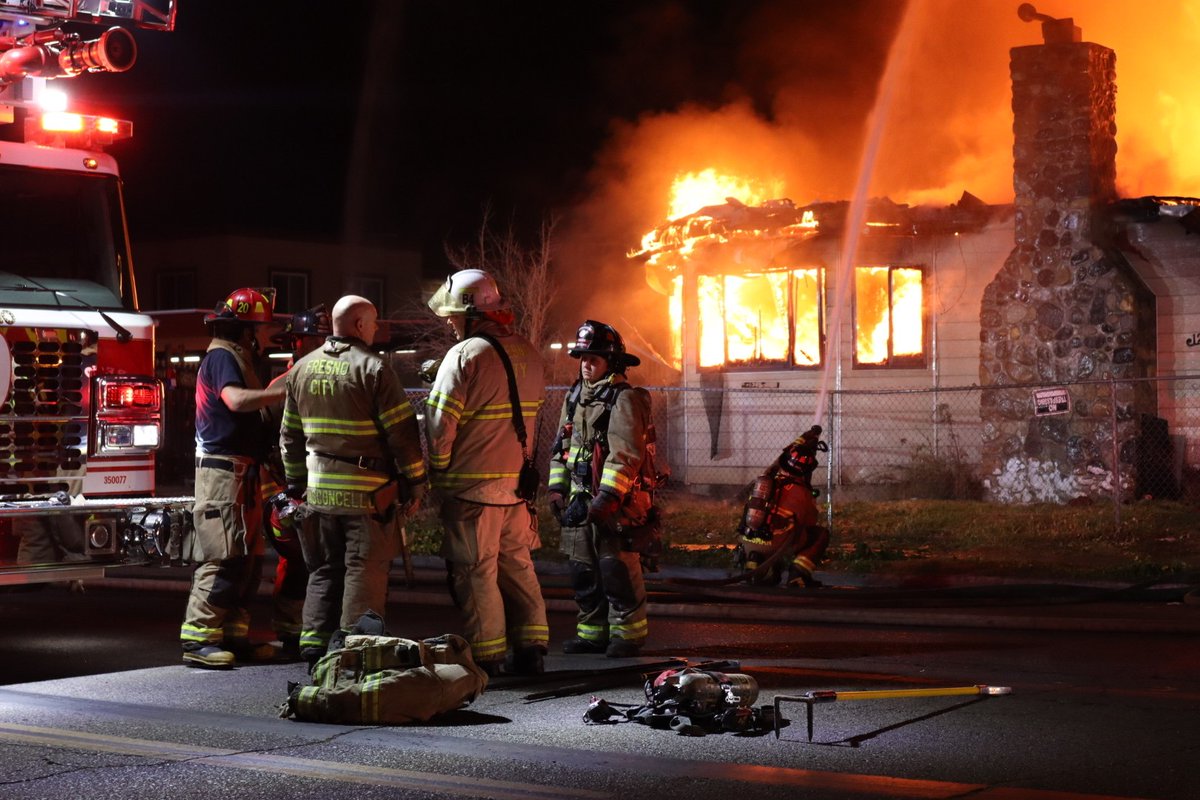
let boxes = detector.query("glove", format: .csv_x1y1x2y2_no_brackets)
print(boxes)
285,483,305,500
417,358,442,384
587,490,622,527
547,486,567,519
405,480,429,512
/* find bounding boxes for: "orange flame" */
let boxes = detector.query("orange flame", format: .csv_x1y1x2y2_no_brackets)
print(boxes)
855,266,923,365
666,168,781,220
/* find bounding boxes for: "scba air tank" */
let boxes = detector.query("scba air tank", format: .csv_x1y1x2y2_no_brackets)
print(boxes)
674,671,760,714
739,474,776,536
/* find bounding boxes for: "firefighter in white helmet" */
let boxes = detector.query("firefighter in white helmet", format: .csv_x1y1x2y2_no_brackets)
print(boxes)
181,288,287,668
424,268,549,676
548,320,655,658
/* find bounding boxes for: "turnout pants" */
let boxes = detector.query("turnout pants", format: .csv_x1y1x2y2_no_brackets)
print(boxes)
271,554,307,641
560,523,648,647
298,511,399,657
440,499,549,665
180,458,264,650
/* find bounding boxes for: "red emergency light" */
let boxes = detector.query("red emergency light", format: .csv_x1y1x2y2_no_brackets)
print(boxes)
26,111,132,148
101,380,160,412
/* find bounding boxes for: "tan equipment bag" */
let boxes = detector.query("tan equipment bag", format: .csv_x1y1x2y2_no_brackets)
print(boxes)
281,633,489,724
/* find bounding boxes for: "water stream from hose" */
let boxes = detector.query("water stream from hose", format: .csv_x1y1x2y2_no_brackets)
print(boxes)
812,2,922,428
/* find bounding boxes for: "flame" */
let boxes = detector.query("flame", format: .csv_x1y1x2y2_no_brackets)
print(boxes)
697,274,724,368
855,266,923,365
724,272,789,363
669,275,683,369
666,168,780,220
655,169,836,370
891,268,924,356
676,267,824,369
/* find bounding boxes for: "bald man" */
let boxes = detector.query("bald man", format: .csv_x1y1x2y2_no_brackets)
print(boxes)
280,295,428,668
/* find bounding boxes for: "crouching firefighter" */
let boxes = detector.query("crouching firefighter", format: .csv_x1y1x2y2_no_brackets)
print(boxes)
735,425,830,588
549,320,663,658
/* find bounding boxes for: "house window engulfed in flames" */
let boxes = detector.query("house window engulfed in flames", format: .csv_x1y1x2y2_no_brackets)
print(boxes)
685,268,824,368
636,171,928,371
853,266,925,367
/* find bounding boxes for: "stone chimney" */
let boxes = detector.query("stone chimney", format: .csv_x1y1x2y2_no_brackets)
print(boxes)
978,18,1156,503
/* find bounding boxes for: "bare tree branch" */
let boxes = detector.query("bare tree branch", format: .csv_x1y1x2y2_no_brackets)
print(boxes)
443,209,560,351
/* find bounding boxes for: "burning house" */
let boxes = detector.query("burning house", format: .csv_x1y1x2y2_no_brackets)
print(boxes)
627,9,1200,503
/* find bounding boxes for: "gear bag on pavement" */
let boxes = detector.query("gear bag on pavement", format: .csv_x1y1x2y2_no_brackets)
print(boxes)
280,632,489,724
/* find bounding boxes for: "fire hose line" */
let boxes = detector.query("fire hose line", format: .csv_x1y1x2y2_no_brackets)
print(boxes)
661,528,802,589
773,684,1013,741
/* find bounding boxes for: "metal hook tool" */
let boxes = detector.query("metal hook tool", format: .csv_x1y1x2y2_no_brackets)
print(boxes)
773,684,1012,741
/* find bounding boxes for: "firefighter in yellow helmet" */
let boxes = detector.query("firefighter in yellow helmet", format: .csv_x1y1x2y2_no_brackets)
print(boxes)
181,288,286,668
280,295,428,669
424,268,549,676
548,320,655,658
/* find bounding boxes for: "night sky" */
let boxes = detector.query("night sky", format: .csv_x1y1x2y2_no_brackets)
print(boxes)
65,0,899,271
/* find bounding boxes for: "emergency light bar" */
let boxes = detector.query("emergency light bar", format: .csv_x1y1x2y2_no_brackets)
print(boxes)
26,110,131,147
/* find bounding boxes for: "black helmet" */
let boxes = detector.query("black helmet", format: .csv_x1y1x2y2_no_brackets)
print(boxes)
271,305,331,344
778,426,824,479
568,320,641,368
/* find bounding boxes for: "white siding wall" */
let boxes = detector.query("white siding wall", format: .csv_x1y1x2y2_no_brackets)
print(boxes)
1123,221,1200,466
674,220,1014,486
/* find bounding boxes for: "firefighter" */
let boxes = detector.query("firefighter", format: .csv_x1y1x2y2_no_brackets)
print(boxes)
549,320,654,658
735,426,830,588
280,295,428,669
180,288,286,668
424,268,549,677
259,305,330,660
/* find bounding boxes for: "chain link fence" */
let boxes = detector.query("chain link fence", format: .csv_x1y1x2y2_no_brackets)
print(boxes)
534,375,1200,519
156,365,1200,525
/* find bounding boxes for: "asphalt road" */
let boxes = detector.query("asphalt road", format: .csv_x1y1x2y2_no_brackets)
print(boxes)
1,565,1198,799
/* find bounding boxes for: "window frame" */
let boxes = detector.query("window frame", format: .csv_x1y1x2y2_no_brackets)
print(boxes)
344,274,386,315
268,269,310,315
695,266,826,373
850,264,928,370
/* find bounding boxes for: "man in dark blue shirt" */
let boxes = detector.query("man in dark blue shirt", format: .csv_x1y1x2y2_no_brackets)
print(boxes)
180,288,286,668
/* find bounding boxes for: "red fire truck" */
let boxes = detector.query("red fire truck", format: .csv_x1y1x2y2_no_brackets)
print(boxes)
0,1,185,585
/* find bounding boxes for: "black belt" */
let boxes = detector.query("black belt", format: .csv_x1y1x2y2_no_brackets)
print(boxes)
195,456,243,473
313,451,389,472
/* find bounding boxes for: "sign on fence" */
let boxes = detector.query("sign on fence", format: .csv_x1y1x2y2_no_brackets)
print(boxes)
1033,387,1071,416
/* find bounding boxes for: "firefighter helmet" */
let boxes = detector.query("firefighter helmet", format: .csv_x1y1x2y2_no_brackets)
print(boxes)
270,304,331,344
568,320,641,368
204,287,275,325
427,269,507,316
778,425,824,479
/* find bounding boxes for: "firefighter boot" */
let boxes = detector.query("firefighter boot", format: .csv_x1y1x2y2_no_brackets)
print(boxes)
606,638,642,658
505,645,546,676
183,645,235,669
478,660,505,678
302,647,327,675
785,563,823,589
562,637,607,654
278,636,303,663
226,639,278,664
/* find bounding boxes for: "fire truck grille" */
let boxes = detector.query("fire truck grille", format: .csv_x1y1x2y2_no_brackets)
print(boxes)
0,338,88,480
